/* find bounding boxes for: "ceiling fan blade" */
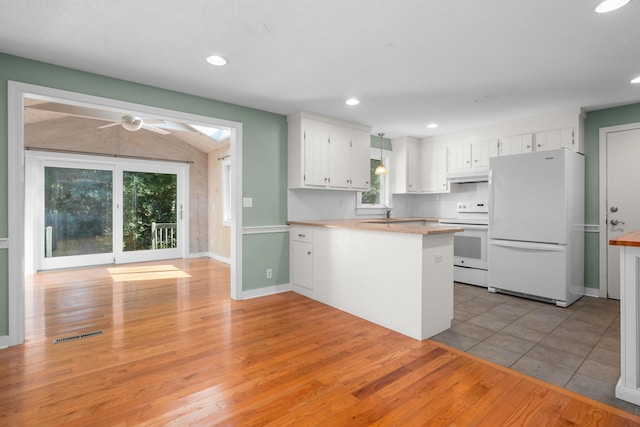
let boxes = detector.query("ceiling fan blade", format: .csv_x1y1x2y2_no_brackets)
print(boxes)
142,124,170,135
97,122,121,129
26,102,123,122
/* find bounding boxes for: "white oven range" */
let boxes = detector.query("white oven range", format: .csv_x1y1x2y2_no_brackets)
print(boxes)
440,204,489,287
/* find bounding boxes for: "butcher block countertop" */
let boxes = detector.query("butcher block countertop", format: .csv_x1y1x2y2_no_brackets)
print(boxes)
609,230,640,247
288,217,463,235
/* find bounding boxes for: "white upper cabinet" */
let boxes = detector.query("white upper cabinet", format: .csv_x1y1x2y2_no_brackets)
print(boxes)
421,145,449,193
498,134,533,156
391,137,421,193
534,128,575,152
471,139,499,168
288,112,372,190
447,144,472,172
447,139,498,174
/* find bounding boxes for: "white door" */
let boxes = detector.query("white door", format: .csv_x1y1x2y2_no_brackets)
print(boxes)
605,126,640,299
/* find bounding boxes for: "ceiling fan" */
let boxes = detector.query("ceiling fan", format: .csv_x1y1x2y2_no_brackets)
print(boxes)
97,114,170,135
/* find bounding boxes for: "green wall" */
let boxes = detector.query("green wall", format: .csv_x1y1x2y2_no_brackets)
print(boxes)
583,102,640,290
0,53,289,335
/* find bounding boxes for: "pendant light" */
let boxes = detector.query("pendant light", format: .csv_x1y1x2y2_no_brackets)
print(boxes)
374,132,388,175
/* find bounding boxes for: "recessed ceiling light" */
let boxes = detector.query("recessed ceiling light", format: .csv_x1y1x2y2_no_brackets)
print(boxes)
632,75,640,84
206,55,228,66
427,123,439,129
595,0,630,13
345,98,360,106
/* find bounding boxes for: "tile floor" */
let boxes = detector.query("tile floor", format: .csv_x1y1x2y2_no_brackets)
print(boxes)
431,283,640,415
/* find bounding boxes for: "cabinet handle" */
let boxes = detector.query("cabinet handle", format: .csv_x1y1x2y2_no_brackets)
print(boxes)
298,233,306,237
537,144,541,147
366,181,369,184
307,251,312,255
527,145,531,148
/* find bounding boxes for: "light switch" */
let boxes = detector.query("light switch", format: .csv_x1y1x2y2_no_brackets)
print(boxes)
243,197,253,208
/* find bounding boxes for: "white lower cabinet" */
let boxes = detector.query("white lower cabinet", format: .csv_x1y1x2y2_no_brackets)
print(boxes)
289,224,455,340
290,227,314,292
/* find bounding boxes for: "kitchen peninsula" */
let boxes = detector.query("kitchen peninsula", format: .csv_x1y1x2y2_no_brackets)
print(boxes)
288,218,462,340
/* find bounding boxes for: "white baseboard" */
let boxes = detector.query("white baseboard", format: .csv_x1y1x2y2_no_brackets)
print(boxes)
188,252,231,264
583,287,601,298
207,253,231,265
0,335,9,349
241,283,291,300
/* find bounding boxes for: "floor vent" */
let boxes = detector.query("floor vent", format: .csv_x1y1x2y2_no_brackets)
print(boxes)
53,330,104,344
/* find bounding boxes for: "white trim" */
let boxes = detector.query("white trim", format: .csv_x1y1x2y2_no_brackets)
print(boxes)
599,122,640,300
8,82,25,346
0,335,9,349
584,224,600,233
0,239,8,249
241,283,291,299
7,81,244,345
242,225,290,235
583,287,601,298
207,252,231,265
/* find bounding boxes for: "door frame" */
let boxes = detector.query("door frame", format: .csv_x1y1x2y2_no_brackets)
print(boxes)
598,122,640,298
7,81,244,346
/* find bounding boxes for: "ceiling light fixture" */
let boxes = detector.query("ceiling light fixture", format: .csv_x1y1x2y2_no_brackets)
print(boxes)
121,115,143,131
206,55,228,66
427,123,439,129
375,133,388,175
595,0,630,13
631,75,640,84
345,98,360,106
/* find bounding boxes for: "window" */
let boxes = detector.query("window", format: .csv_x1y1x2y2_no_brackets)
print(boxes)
357,147,391,212
221,156,232,226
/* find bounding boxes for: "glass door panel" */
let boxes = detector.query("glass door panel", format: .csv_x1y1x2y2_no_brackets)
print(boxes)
122,171,177,252
41,165,115,270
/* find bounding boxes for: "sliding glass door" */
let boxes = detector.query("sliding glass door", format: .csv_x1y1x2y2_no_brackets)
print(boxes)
26,152,187,270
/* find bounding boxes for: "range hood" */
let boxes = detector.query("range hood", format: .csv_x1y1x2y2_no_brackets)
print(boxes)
446,170,489,183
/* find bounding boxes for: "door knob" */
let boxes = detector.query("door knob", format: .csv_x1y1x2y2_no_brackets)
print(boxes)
611,219,625,226
610,206,618,213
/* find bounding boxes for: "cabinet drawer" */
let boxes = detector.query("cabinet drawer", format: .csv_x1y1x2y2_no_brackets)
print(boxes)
291,228,313,243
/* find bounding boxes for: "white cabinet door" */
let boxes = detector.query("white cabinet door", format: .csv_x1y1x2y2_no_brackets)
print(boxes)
349,129,371,190
303,120,330,187
471,139,498,169
447,144,472,172
498,134,533,156
535,128,574,152
406,140,420,192
421,146,449,193
290,227,314,291
391,137,421,193
328,125,351,189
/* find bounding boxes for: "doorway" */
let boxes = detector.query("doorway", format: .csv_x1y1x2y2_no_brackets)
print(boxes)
599,123,640,299
6,81,244,347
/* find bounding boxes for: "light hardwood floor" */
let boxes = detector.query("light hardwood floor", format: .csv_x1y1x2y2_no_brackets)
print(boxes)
1,258,639,426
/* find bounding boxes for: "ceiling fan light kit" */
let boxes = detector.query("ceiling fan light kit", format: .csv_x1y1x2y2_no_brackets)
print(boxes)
121,115,143,131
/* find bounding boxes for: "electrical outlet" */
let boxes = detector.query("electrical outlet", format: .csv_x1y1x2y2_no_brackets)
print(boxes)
434,254,443,263
266,268,273,279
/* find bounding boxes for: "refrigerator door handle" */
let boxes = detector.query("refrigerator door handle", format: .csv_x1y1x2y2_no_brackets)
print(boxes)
489,240,565,252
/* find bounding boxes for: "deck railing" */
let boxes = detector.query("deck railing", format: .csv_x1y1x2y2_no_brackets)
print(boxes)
152,222,177,249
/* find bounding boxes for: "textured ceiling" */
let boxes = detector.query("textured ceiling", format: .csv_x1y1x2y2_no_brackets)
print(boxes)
1,0,640,138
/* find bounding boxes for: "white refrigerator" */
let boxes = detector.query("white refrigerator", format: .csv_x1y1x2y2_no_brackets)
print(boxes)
488,148,584,307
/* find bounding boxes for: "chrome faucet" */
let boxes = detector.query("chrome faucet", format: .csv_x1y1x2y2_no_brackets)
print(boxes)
385,206,392,219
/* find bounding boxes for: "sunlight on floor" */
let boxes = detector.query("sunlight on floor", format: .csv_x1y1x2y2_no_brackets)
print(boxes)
107,265,192,282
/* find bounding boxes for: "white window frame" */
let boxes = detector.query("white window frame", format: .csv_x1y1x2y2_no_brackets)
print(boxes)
357,147,392,214
221,156,232,226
